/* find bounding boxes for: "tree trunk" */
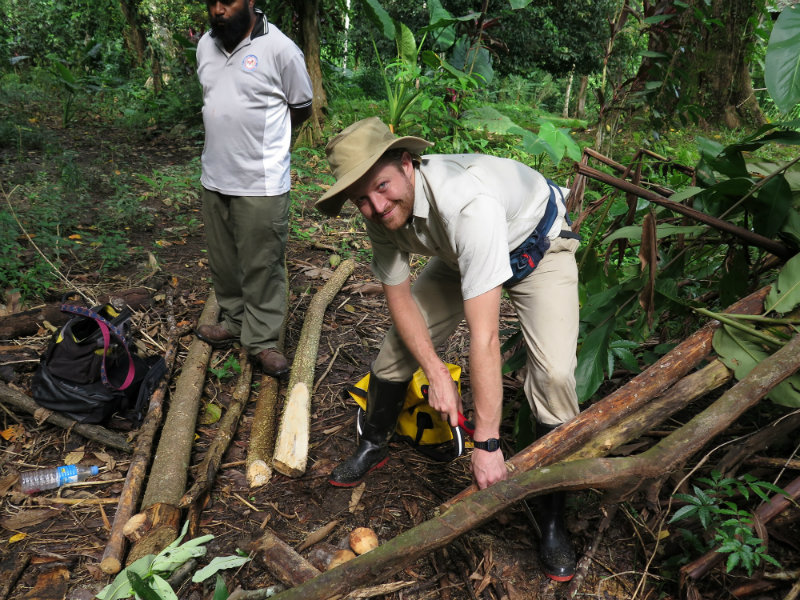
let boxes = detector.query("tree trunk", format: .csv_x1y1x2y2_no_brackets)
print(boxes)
125,292,220,562
562,69,574,118
576,75,588,120
118,0,147,68
634,0,766,128
298,0,326,144
0,287,154,339
251,529,321,587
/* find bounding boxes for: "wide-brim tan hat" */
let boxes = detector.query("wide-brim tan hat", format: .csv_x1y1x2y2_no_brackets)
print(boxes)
315,117,433,216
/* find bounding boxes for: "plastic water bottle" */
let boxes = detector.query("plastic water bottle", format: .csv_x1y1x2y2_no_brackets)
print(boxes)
19,465,99,494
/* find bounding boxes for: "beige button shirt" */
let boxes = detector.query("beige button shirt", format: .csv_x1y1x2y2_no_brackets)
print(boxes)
366,154,569,300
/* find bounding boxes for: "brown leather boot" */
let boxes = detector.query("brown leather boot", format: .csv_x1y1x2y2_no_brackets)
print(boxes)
252,348,289,379
195,323,237,348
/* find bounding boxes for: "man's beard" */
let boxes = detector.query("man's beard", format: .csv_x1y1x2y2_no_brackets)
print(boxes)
210,5,252,50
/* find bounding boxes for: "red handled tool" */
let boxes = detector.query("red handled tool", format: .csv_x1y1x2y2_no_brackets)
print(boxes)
421,384,475,437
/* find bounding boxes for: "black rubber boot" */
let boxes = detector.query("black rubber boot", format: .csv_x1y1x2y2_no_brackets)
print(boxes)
535,489,576,582
532,423,576,582
329,374,409,487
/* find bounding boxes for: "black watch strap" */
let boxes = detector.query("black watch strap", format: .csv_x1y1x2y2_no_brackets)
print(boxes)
473,438,501,452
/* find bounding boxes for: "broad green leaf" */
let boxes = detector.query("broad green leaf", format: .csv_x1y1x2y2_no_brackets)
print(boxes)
752,175,792,238
696,136,725,160
192,555,252,583
575,320,614,403
396,22,417,67
521,131,557,164
713,325,768,380
508,0,532,8
358,0,395,40
603,223,705,244
640,50,669,58
765,253,800,314
536,121,565,164
149,575,179,600
780,209,800,247
96,555,157,600
127,572,162,600
425,0,456,50
151,531,214,573
213,575,229,600
200,402,222,425
669,186,703,202
52,61,77,85
765,6,800,113
713,325,800,407
462,106,524,135
644,14,674,24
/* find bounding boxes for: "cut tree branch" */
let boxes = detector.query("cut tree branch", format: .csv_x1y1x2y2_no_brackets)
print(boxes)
0,382,131,452
246,374,280,487
272,259,355,477
100,286,179,574
575,163,793,259
180,350,253,508
126,291,220,563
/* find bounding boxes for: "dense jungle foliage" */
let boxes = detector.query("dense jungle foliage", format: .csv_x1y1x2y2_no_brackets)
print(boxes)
1,0,800,597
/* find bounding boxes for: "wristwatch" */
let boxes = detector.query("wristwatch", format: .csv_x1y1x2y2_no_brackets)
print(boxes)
473,438,501,452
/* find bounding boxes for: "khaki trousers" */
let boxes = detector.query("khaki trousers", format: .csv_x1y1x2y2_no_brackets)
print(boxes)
201,188,289,355
373,236,580,426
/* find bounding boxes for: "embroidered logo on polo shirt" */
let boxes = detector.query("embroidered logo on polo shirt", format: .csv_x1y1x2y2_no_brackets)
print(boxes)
242,55,258,71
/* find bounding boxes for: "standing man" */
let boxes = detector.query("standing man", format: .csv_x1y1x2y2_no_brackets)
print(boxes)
315,117,581,582
195,0,312,377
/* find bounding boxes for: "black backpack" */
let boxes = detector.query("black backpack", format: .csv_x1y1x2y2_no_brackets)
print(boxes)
31,302,166,425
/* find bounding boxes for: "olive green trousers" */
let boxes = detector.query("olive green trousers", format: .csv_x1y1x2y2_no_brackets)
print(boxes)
201,188,289,355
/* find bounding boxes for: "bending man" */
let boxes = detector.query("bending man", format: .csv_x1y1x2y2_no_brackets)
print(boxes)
315,117,582,582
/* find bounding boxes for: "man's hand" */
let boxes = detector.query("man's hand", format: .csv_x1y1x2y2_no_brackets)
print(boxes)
472,448,507,489
424,368,463,428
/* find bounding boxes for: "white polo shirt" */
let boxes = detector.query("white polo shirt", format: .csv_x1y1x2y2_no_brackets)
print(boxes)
366,154,569,300
197,12,312,196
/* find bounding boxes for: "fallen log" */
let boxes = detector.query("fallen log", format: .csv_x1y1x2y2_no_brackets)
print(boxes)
0,551,29,600
717,410,800,476
124,502,182,565
100,287,180,575
0,382,131,452
250,528,321,587
272,259,355,477
126,291,220,561
442,285,770,510
266,332,800,600
566,359,732,461
246,374,280,488
0,288,155,339
180,350,253,508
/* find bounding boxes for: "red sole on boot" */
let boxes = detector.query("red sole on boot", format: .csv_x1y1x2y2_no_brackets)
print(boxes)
328,456,390,487
545,572,575,583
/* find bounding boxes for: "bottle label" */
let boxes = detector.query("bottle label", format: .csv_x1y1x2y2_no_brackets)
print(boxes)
56,465,79,485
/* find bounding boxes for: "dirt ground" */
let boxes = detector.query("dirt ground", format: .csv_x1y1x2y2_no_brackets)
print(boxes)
1,119,798,600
